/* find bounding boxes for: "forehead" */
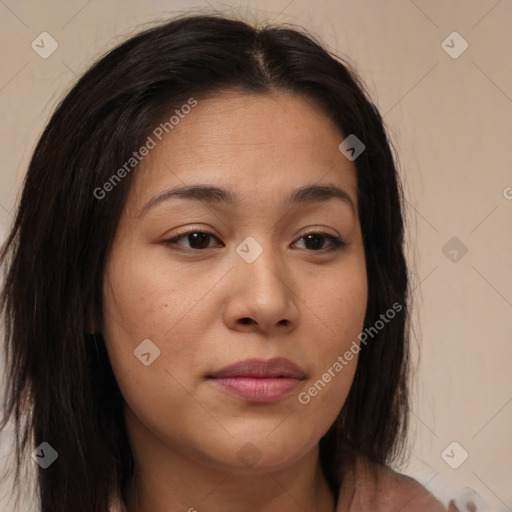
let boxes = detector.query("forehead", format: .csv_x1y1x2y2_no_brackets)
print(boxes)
127,89,358,213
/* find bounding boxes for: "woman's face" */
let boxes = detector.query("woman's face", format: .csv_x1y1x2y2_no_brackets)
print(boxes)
102,90,367,474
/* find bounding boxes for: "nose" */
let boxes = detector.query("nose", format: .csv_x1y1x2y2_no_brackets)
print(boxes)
222,241,299,336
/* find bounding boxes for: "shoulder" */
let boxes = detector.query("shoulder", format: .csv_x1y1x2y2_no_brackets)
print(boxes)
337,455,447,512
379,469,447,512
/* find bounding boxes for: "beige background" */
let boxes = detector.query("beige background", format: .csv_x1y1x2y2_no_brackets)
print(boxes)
1,1,511,511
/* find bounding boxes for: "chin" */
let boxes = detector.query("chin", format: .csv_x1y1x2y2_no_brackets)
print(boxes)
204,430,319,473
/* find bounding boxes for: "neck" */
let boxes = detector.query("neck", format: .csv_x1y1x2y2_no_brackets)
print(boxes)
125,463,335,512
122,413,336,512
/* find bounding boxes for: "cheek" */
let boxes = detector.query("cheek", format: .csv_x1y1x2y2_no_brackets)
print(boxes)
100,253,213,437
101,246,231,400
316,264,368,352
102,244,208,343
297,263,367,419
101,250,187,381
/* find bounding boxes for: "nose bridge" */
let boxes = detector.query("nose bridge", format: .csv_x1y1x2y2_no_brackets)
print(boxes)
227,233,299,331
234,234,288,295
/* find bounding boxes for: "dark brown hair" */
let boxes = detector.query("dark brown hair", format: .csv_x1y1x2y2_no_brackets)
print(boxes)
0,12,410,512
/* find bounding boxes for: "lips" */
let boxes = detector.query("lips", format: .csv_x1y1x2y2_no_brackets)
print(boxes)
208,357,305,403
209,357,306,379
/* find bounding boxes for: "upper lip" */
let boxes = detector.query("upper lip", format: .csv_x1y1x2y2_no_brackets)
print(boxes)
209,357,306,379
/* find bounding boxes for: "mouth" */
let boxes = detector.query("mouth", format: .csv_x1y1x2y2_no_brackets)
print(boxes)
207,357,306,403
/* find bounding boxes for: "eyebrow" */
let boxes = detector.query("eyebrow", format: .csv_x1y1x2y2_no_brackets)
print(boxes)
136,183,355,218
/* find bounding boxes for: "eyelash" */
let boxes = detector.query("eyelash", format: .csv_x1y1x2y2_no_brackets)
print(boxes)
162,230,347,253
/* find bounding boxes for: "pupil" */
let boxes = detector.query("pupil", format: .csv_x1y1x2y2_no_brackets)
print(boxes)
306,234,323,250
190,232,209,249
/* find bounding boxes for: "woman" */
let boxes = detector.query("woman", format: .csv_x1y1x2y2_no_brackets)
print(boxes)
0,13,447,512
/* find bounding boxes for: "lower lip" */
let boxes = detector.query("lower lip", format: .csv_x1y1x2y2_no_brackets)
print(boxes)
211,377,301,403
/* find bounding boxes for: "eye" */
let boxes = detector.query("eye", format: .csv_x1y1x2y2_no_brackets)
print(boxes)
163,230,346,253
293,232,347,252
163,230,223,251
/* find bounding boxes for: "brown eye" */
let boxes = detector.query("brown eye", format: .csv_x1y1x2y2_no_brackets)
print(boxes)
163,230,346,253
293,232,347,251
163,231,223,251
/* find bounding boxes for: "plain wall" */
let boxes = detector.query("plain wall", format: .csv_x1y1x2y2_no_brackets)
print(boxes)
1,1,511,511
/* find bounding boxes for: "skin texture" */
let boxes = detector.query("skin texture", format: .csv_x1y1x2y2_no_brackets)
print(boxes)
101,89,368,512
